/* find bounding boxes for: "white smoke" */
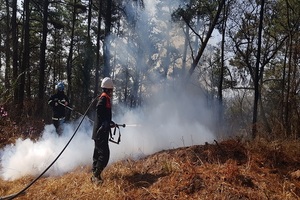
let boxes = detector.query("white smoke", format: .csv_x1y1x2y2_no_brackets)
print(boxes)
0,84,216,181
0,119,94,181
111,96,216,162
107,0,217,165
0,0,217,181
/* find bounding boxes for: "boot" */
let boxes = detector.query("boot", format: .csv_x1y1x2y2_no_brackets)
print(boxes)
91,175,103,185
91,168,103,185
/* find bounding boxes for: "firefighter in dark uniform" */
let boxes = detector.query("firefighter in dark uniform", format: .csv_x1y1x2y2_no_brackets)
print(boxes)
91,77,115,184
48,82,69,135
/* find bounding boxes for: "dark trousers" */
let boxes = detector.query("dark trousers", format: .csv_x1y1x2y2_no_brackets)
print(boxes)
52,118,65,135
92,139,110,177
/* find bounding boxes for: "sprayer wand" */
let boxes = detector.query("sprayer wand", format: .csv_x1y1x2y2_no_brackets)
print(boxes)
58,101,132,145
115,124,126,128
57,101,95,123
58,101,130,128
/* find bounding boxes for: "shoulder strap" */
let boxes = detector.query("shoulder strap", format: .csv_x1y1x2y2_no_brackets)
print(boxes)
100,93,111,108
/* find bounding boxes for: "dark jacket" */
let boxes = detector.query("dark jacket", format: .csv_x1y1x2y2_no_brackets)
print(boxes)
92,92,112,140
48,91,69,119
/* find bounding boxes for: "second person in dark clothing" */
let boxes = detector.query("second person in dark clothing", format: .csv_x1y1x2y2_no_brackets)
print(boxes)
91,77,115,184
48,82,69,135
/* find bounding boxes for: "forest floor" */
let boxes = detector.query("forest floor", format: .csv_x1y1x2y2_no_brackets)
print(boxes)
0,118,300,200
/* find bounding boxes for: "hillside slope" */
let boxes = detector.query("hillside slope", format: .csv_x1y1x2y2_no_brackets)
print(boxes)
1,138,300,200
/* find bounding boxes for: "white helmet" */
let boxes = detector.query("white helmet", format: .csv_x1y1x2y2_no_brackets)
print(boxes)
101,77,113,89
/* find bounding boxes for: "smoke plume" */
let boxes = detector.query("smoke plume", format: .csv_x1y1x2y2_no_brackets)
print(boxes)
0,0,217,181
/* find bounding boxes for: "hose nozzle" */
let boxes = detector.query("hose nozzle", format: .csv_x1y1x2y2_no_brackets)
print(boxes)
116,124,126,128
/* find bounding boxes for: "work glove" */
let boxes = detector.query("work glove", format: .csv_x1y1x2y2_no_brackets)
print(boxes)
59,100,68,106
110,121,117,128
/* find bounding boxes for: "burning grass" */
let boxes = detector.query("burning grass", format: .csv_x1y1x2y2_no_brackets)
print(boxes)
1,137,300,199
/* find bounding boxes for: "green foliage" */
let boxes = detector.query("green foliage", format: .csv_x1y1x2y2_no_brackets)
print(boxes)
172,0,218,23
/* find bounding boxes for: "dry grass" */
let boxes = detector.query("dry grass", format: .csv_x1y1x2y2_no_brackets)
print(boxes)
1,121,300,199
0,139,300,200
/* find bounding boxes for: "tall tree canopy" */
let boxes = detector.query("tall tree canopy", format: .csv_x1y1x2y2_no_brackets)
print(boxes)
0,0,299,139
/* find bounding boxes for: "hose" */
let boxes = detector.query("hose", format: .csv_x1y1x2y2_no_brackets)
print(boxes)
0,96,98,200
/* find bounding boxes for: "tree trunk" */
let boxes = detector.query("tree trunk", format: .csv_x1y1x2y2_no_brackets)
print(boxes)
5,0,11,92
85,0,93,107
284,33,293,136
12,0,19,107
281,39,288,135
103,0,112,77
87,0,92,40
37,0,49,117
217,2,227,136
66,0,77,102
18,0,30,113
252,0,265,139
182,23,189,77
94,0,103,97
187,0,225,78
